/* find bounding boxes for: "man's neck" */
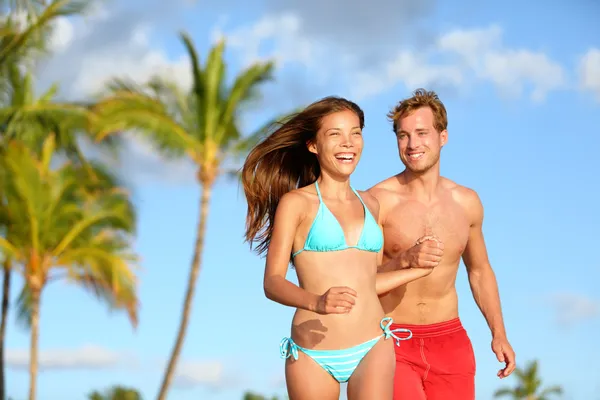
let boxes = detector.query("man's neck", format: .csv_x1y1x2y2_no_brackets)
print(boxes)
400,165,442,203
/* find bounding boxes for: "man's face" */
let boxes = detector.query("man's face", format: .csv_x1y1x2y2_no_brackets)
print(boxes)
395,107,447,173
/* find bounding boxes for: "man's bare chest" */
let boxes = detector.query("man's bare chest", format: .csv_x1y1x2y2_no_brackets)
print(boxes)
383,200,470,261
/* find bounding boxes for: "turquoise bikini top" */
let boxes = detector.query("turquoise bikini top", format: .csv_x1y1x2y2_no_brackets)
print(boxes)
292,181,384,258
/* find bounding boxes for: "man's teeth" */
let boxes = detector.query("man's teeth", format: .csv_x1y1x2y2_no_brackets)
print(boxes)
408,153,424,160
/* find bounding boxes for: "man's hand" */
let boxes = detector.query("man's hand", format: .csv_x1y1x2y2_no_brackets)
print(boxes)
398,235,444,269
492,336,515,379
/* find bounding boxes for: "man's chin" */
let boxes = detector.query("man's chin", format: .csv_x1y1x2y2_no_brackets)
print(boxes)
402,164,431,174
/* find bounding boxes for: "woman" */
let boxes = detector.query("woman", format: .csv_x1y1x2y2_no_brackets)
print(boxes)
242,97,434,399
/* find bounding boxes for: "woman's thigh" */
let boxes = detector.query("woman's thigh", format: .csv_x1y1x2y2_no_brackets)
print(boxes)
285,353,340,400
347,338,395,400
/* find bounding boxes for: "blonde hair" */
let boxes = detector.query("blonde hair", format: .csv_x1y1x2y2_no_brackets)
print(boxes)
387,88,448,134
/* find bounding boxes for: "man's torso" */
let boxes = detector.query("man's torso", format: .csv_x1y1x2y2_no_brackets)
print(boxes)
371,175,472,324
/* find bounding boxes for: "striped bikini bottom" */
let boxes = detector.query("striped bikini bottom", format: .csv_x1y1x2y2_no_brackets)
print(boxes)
279,317,412,383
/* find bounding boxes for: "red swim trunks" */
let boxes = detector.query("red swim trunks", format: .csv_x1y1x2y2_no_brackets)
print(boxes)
390,318,476,400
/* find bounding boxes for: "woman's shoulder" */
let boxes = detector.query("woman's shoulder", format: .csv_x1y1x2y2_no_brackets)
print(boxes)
277,186,315,213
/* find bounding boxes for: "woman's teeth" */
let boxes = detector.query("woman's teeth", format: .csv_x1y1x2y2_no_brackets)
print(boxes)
335,153,354,163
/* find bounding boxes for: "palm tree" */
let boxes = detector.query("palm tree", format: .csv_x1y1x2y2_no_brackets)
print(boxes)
494,360,563,400
0,0,92,66
242,392,284,400
0,61,115,400
0,135,139,400
88,385,143,400
92,31,293,400
1,6,99,395
0,61,114,163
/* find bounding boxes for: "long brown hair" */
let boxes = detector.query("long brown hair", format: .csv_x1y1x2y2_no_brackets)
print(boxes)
242,96,364,256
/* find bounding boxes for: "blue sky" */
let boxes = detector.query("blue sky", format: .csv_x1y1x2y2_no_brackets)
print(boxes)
5,0,600,399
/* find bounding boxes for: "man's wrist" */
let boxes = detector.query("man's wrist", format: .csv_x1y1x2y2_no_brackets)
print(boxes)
491,326,507,341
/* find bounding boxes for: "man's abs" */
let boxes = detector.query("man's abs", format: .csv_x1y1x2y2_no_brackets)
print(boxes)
379,260,461,324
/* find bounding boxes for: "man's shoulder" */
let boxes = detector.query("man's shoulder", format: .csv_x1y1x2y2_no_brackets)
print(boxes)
367,175,402,198
367,175,406,219
442,177,483,211
356,189,380,216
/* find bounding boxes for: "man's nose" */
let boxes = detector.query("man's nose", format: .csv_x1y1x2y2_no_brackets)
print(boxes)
407,134,419,149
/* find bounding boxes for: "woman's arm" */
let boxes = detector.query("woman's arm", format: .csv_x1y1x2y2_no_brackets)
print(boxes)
263,192,319,312
376,268,433,295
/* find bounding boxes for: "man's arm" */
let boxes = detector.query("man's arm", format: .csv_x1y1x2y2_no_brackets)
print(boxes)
462,189,515,377
462,191,505,337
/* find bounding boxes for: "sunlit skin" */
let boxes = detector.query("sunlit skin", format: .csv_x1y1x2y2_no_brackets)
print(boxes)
369,106,516,380
263,110,434,400
396,107,445,175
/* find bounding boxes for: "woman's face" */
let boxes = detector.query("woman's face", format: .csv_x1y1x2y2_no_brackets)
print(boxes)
308,109,364,179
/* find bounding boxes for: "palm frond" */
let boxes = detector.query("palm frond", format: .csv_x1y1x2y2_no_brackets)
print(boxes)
493,388,515,398
59,248,138,327
179,31,206,142
93,92,198,159
539,385,563,399
14,281,33,328
226,107,301,162
1,137,139,328
0,62,105,166
200,38,226,145
1,0,47,16
0,0,93,65
214,60,274,146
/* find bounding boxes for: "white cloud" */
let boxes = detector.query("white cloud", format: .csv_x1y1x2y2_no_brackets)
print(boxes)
259,0,436,58
210,13,333,90
221,17,567,102
354,25,566,101
435,25,566,101
38,7,197,186
48,17,74,53
579,48,600,101
173,360,230,389
6,345,133,371
352,51,464,99
40,15,192,98
36,6,575,186
550,292,600,325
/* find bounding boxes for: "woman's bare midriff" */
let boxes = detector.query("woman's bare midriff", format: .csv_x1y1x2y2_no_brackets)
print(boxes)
290,249,385,350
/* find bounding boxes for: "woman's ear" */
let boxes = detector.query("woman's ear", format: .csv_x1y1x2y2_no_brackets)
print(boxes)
307,140,317,155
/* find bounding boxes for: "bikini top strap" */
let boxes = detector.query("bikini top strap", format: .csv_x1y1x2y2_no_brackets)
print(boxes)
350,185,366,207
315,181,323,201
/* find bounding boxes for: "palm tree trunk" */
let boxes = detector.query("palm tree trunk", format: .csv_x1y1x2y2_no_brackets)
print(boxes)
28,289,40,400
0,260,11,400
156,184,212,400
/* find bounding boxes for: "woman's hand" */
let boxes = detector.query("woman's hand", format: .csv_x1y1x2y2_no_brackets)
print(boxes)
314,286,358,314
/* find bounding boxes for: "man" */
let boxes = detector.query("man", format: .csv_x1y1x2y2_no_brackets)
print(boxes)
369,88,515,400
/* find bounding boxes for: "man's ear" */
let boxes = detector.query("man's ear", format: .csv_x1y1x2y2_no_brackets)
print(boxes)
440,129,448,147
